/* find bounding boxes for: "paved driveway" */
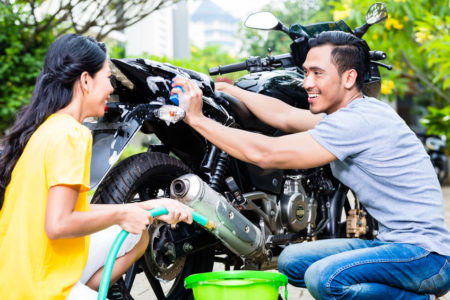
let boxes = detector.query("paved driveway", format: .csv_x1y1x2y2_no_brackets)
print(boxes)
131,187,450,300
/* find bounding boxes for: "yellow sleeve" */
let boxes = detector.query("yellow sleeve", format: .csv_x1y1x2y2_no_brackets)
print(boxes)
45,125,92,192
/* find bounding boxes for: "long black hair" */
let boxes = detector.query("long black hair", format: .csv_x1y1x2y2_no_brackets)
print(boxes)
0,34,106,209
308,31,370,91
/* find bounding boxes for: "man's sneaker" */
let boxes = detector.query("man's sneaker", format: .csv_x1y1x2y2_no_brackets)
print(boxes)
106,277,134,300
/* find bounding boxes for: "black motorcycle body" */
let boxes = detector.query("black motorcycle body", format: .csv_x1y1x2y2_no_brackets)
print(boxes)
87,4,390,299
417,134,449,184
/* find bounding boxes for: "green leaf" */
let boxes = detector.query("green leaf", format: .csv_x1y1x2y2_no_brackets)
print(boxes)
443,77,450,90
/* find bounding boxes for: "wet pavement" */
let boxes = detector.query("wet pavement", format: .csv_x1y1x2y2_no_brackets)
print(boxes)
131,186,450,300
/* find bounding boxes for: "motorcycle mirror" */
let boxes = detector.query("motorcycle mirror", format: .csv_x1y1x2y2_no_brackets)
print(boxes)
244,12,280,30
365,2,388,25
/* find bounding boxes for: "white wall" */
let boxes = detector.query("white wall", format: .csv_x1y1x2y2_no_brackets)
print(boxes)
125,6,174,57
124,1,190,59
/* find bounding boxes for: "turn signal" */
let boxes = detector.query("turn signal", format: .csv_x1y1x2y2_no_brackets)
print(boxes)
155,105,185,126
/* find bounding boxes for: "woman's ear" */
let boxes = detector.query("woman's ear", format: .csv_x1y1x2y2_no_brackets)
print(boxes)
79,71,90,94
343,69,358,89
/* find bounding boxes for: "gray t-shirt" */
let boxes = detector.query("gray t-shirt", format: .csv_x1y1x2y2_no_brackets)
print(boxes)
309,96,450,256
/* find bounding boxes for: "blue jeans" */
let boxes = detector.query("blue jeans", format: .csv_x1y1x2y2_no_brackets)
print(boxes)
277,239,450,300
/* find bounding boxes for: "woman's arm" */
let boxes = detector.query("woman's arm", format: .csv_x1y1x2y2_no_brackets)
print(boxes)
90,198,193,226
215,82,323,133
45,185,192,240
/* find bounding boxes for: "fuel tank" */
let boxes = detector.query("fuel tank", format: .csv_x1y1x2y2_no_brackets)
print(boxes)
235,69,309,109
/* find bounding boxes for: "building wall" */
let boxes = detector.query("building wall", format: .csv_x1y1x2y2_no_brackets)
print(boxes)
190,21,238,53
189,0,240,55
124,1,189,59
173,1,190,59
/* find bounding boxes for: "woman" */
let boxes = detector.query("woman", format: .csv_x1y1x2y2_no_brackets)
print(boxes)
0,34,192,299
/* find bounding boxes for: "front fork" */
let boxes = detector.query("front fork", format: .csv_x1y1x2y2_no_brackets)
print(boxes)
325,183,348,238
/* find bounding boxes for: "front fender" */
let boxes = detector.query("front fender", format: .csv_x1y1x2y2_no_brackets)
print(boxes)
84,103,160,190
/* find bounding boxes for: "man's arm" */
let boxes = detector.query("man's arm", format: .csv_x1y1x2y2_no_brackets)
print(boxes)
188,114,336,169
172,77,335,169
215,82,323,133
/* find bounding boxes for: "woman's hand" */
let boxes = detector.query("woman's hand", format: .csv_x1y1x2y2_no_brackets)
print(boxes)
118,205,153,234
138,198,193,225
171,76,204,125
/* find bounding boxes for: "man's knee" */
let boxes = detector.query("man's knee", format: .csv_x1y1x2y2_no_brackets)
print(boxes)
277,246,293,275
305,260,360,300
278,243,317,287
304,260,332,299
278,244,305,275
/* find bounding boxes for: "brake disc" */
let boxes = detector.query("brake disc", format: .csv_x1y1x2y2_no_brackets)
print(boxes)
144,222,186,281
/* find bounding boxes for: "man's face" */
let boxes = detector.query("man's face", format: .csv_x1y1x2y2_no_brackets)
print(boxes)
302,44,348,115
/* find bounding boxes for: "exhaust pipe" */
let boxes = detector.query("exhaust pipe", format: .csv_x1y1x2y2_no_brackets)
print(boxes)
170,174,265,259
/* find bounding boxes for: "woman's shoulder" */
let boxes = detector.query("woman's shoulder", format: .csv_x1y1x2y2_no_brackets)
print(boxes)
39,114,92,143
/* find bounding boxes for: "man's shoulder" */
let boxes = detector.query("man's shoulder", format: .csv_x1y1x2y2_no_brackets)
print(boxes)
322,98,370,125
346,96,391,111
331,96,397,124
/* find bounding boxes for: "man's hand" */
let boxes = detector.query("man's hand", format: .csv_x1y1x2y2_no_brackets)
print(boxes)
214,82,232,93
171,76,204,125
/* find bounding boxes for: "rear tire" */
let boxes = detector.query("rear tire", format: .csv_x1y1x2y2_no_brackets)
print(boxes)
92,152,214,300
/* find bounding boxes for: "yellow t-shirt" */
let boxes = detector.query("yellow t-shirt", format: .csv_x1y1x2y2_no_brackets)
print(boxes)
0,114,92,299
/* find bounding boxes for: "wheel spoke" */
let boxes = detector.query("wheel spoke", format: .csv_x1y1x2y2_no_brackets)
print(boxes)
137,187,153,202
141,258,167,299
124,261,138,291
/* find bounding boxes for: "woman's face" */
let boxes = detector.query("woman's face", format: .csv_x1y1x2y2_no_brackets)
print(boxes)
83,60,113,118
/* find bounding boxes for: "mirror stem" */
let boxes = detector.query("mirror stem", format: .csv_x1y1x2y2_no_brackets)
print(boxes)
275,23,291,36
353,23,370,38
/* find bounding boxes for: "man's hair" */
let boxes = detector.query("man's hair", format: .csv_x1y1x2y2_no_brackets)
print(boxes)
308,31,370,91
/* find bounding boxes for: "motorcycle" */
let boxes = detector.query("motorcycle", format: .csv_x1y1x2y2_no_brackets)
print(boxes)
417,133,448,184
87,3,390,299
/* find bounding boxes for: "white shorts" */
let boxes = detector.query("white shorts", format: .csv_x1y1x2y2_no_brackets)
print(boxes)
66,225,142,299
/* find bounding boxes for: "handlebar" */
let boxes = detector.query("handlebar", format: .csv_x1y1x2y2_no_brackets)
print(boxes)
209,48,392,76
209,61,248,76
209,53,294,76
368,50,392,70
369,50,386,60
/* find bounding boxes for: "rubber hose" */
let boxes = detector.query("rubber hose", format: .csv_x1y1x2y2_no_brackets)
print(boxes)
97,207,213,300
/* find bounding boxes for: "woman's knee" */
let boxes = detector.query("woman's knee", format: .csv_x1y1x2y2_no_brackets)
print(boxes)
134,230,149,258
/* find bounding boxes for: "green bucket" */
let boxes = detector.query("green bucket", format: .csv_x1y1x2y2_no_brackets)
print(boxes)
184,271,288,300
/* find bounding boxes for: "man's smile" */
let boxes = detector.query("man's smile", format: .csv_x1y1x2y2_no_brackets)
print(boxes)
308,93,320,103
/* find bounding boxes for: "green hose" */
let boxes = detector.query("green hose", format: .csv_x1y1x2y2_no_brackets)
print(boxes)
97,207,214,300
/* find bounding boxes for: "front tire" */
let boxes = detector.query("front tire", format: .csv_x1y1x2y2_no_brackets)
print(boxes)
92,152,214,300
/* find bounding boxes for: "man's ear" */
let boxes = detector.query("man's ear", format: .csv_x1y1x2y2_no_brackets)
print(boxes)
79,71,90,94
343,69,358,89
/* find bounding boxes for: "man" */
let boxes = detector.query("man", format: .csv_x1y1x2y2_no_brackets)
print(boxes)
171,31,450,299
